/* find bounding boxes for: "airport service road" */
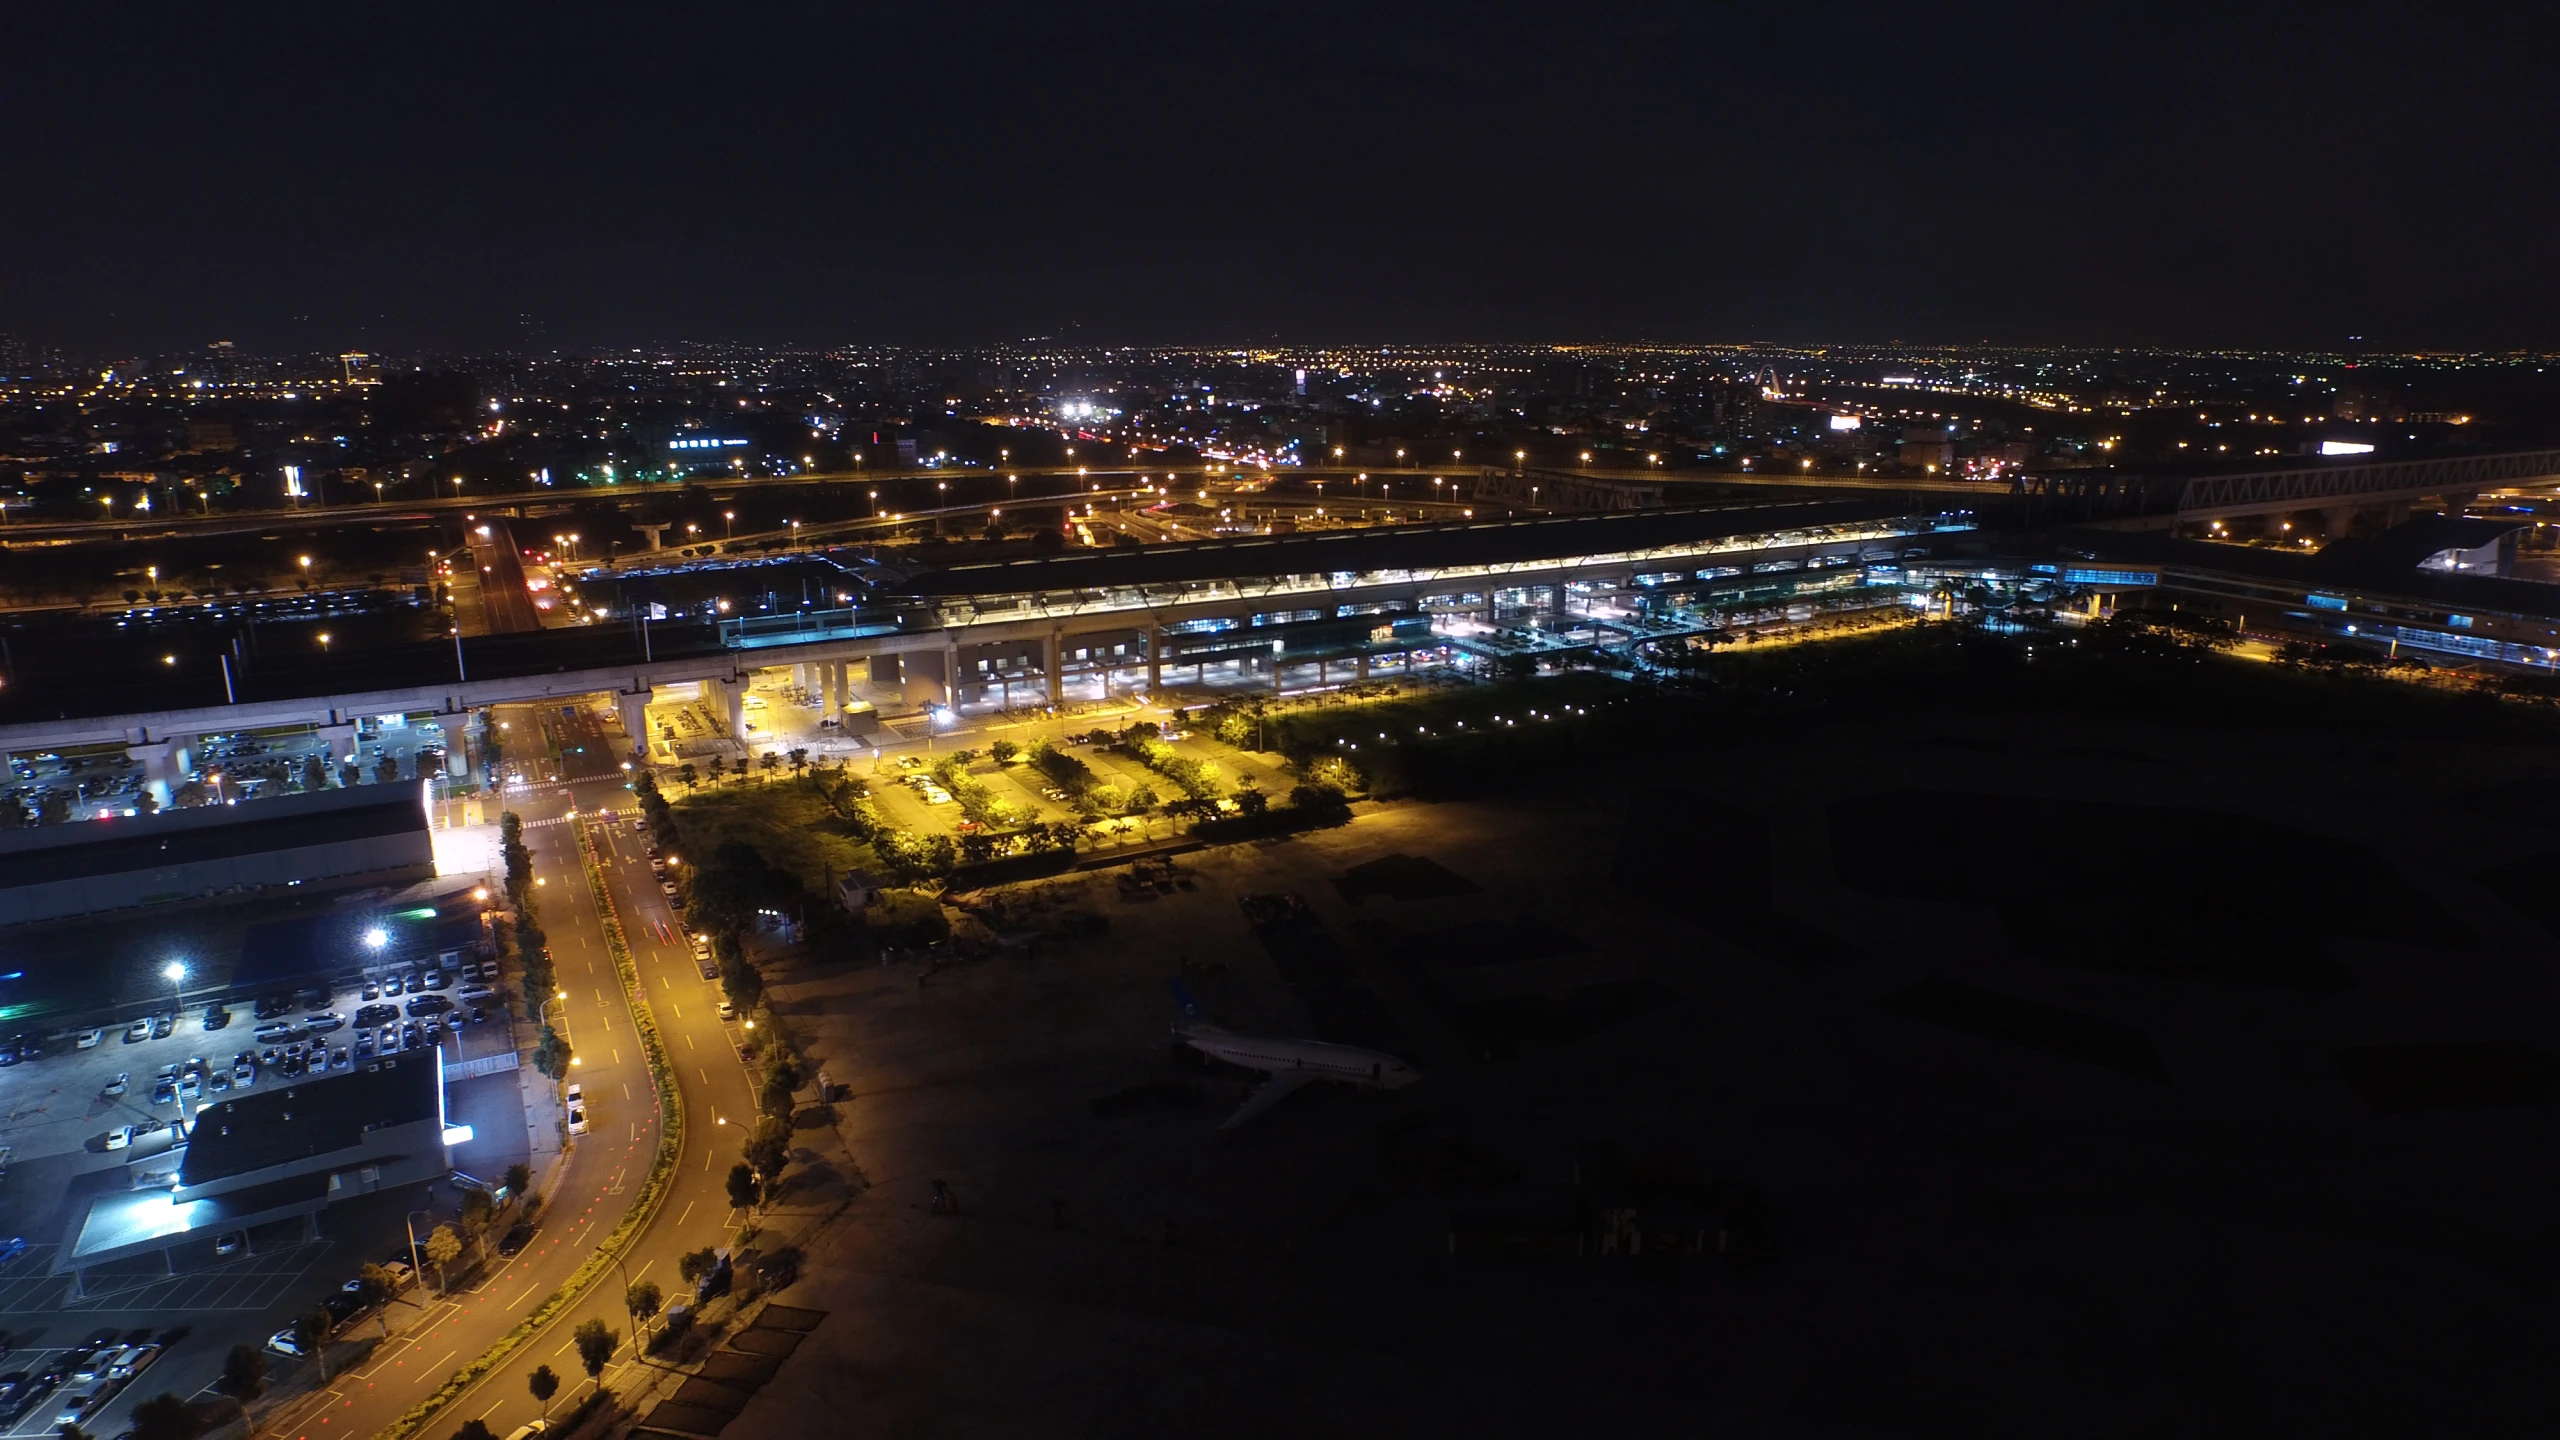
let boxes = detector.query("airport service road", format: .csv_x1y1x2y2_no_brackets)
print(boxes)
256,712,758,1440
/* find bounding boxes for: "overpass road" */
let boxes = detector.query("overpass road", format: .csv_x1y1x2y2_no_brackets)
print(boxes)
0,458,2003,548
253,702,756,1440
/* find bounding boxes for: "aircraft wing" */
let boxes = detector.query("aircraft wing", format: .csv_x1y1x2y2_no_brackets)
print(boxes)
1220,1070,1317,1130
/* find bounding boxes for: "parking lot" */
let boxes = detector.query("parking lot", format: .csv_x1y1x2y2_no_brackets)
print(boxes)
0,940,534,1437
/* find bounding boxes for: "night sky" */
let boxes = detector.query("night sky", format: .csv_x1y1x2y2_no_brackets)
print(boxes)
8,4,2556,353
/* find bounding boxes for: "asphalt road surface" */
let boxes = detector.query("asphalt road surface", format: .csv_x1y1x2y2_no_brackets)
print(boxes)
257,703,756,1440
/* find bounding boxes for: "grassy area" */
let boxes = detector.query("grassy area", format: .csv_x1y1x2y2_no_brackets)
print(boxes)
667,778,882,893
1221,620,2560,797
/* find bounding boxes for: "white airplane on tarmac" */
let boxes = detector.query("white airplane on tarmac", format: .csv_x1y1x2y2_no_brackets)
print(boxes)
1171,982,1420,1129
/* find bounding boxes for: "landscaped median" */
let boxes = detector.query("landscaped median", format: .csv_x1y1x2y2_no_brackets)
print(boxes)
370,816,686,1440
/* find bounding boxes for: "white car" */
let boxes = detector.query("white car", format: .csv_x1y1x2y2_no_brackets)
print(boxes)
717,999,736,1021
76,1028,103,1050
567,1102,588,1136
103,1126,132,1151
265,1328,307,1357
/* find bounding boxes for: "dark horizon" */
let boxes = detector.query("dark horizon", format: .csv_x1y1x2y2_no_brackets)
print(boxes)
8,5,2557,355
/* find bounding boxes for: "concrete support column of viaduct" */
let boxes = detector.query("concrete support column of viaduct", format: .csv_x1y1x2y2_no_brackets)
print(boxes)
615,690,650,754
824,661,846,720
1146,623,1163,690
1041,630,1062,702
714,676,747,740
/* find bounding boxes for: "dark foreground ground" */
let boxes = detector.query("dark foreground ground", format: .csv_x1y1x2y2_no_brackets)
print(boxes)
731,707,2560,1438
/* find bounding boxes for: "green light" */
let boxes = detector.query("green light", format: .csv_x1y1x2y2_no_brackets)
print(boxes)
397,906,438,920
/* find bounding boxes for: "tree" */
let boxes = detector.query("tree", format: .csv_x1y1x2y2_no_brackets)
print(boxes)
375,755,400,784
744,1114,791,1183
128,1397,202,1440
787,747,808,781
676,1246,721,1286
301,756,332,792
534,1025,574,1079
759,751,781,782
459,1189,495,1255
216,1344,269,1409
625,1278,662,1336
355,1264,396,1334
707,755,725,787
726,1162,761,1213
423,1225,462,1292
527,1364,560,1419
571,1319,619,1395
987,739,1018,764
677,762,698,791
451,1423,496,1440
297,1308,335,1379
503,1161,532,1196
57,1424,96,1440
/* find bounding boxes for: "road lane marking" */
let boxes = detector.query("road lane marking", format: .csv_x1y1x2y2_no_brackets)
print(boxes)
677,1200,693,1225
502,1282,541,1308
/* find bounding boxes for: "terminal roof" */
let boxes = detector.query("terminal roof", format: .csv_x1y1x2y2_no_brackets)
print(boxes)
181,1048,444,1187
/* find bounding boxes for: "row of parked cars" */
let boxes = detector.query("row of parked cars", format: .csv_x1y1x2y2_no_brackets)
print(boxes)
266,1256,414,1357
0,1327,164,1430
2,966,502,1074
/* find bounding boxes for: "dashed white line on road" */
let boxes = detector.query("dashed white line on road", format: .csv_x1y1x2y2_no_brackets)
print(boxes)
677,1200,694,1225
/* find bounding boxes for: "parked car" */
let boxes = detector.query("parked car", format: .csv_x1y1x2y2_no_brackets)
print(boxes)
74,1028,103,1050
303,1012,345,1034
202,1005,232,1031
355,1004,399,1028
122,1020,152,1044
101,1073,129,1098
381,974,404,997
566,1102,587,1136
102,1127,131,1152
150,1014,174,1039
468,1006,489,1025
52,1378,109,1426
405,995,452,1017
264,1329,307,1358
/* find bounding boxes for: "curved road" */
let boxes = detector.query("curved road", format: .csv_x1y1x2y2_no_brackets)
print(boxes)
262,703,755,1440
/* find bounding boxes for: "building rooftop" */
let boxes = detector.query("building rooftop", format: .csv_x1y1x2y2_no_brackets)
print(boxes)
892,498,1941,598
180,1047,445,1189
0,782,431,891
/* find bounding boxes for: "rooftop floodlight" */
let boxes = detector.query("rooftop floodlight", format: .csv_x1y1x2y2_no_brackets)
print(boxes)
163,961,187,983
363,926,390,949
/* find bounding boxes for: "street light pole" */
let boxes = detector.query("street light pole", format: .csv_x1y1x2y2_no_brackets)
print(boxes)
406,1208,434,1292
